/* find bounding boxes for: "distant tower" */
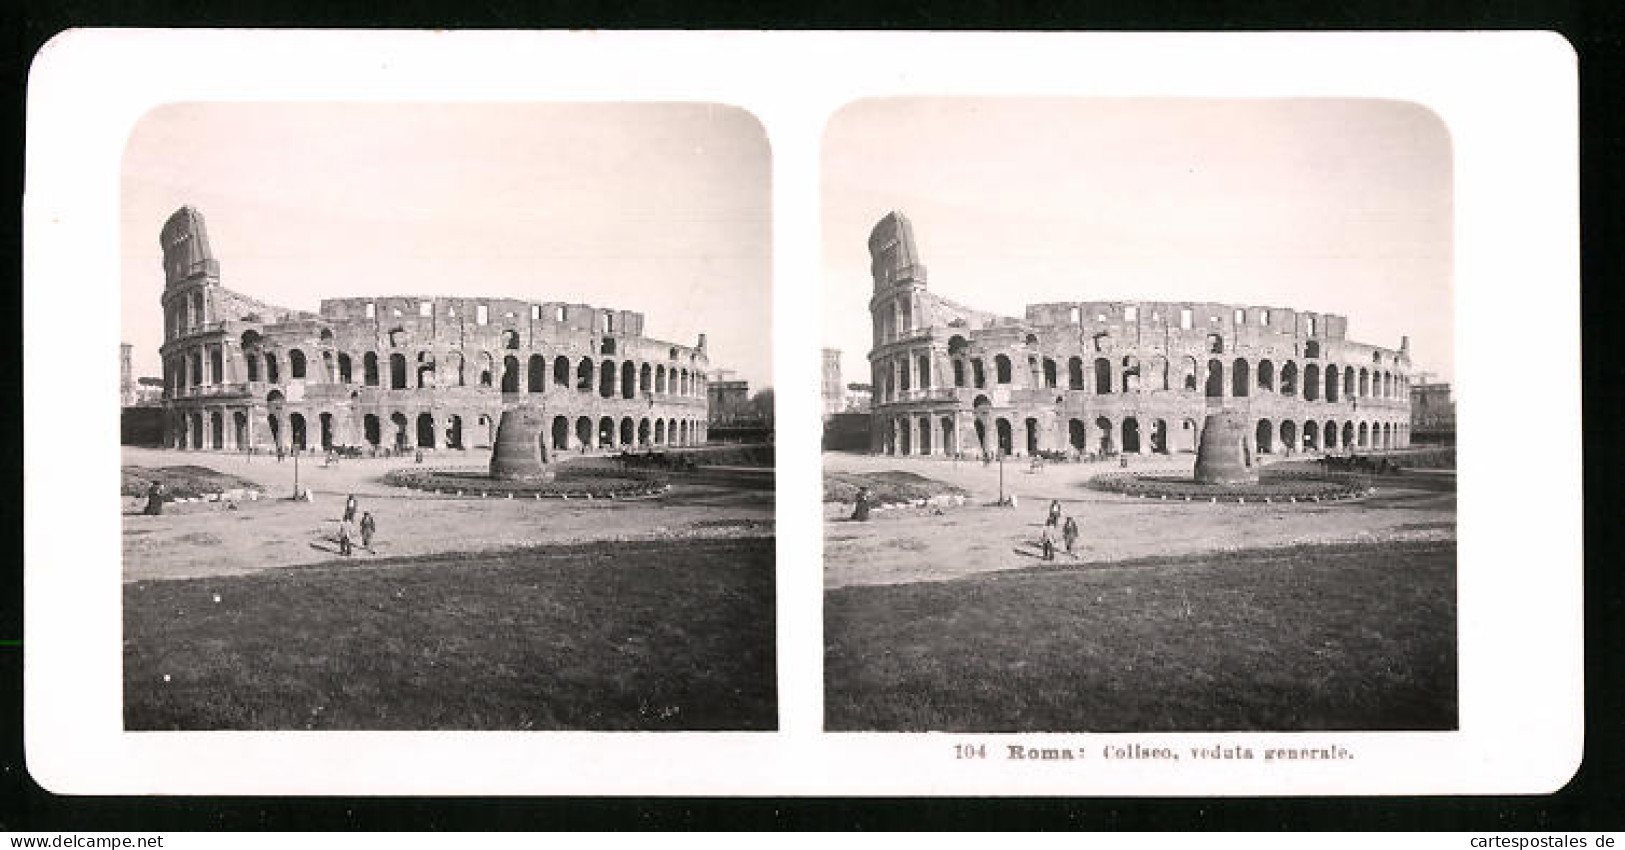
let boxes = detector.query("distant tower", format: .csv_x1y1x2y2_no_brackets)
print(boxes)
821,348,844,418
120,342,134,407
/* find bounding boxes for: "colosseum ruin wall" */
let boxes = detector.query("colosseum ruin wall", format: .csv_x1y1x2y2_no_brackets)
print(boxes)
157,206,712,455
864,211,1414,459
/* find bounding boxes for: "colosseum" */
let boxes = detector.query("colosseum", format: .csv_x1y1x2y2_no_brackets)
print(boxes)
864,211,1414,459
156,206,711,455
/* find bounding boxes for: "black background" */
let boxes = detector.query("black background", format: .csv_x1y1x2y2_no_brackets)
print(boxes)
2,0,1621,832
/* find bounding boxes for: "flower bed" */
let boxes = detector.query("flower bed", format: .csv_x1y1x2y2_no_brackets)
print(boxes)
382,465,669,499
1087,469,1372,503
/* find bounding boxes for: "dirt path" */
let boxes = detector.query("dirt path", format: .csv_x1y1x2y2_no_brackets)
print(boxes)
822,451,1455,589
122,447,773,583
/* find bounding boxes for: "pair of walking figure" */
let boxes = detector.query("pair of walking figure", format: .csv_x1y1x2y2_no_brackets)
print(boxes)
338,494,376,556
1041,499,1079,561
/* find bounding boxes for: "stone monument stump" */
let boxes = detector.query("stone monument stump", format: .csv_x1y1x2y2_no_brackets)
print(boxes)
489,408,555,481
1193,410,1257,485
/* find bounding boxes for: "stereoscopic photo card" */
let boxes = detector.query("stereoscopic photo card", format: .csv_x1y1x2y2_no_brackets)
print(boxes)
23,29,1579,796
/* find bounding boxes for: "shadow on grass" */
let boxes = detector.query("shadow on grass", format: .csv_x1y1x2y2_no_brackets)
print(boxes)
126,537,777,731
826,539,1456,733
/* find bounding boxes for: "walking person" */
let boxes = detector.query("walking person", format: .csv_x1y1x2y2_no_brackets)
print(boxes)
1039,523,1056,562
143,481,165,516
359,511,376,553
337,516,354,557
1045,499,1062,529
850,486,873,522
1062,515,1079,556
343,493,358,523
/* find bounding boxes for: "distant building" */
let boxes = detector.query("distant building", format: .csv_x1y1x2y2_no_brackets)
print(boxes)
843,382,873,413
1410,381,1455,444
821,348,845,418
707,377,754,426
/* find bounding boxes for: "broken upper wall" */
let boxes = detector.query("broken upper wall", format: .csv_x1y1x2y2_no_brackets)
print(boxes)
868,210,927,291
160,205,218,288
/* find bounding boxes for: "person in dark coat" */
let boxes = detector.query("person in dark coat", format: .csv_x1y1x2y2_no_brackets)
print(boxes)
143,481,165,516
1062,515,1079,555
359,511,376,552
850,486,873,522
1045,500,1062,529
343,494,358,523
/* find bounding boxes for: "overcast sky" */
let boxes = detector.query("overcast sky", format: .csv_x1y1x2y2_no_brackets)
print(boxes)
122,101,772,388
822,98,1454,385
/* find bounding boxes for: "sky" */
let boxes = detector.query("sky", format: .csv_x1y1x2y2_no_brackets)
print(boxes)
122,101,773,388
822,98,1454,386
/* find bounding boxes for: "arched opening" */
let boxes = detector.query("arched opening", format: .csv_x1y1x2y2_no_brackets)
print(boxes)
600,360,616,398
1305,340,1320,359
1181,419,1200,452
246,352,260,382
995,418,1013,455
1341,421,1354,448
1042,358,1057,388
416,352,436,389
1256,419,1273,453
621,361,636,399
680,420,690,446
1325,365,1340,402
190,350,203,386
897,419,912,455
973,419,987,455
576,416,593,448
390,412,409,451
941,417,955,455
553,356,570,387
918,416,933,455
654,419,666,445
577,357,594,392
290,413,307,451
995,355,1013,384
1359,421,1369,447
1207,333,1224,354
528,355,546,392
1281,361,1298,396
640,362,652,393
501,356,520,393
1281,419,1297,452
337,352,352,384
1121,356,1140,392
620,417,635,446
1205,358,1224,398
1257,359,1275,392
1068,356,1084,390
953,359,966,387
210,412,224,449
289,349,307,380
1383,422,1393,448
446,415,463,450
363,414,381,448
214,348,227,384
186,413,202,449
318,412,333,450
501,329,520,350
265,353,279,384
1323,420,1337,450
1303,363,1320,401
656,365,667,394
1122,417,1141,454
1148,356,1169,390
1343,367,1355,399
1069,418,1086,451
1182,356,1199,391
1150,419,1169,453
390,353,407,389
1024,417,1040,455
1302,419,1318,451
479,352,494,387
1231,358,1250,397
415,413,435,449
598,416,615,448
1094,416,1113,454
972,359,986,388
638,418,651,446
1094,358,1112,394
553,416,570,451
233,411,248,448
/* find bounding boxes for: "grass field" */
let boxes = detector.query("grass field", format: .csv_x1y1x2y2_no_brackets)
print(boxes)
825,539,1456,732
126,537,776,731
824,470,968,504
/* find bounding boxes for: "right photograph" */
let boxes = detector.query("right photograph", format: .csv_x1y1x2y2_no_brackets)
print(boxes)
821,98,1457,733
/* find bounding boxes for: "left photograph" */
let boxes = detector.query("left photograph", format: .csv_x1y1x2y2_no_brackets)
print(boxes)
119,102,776,731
